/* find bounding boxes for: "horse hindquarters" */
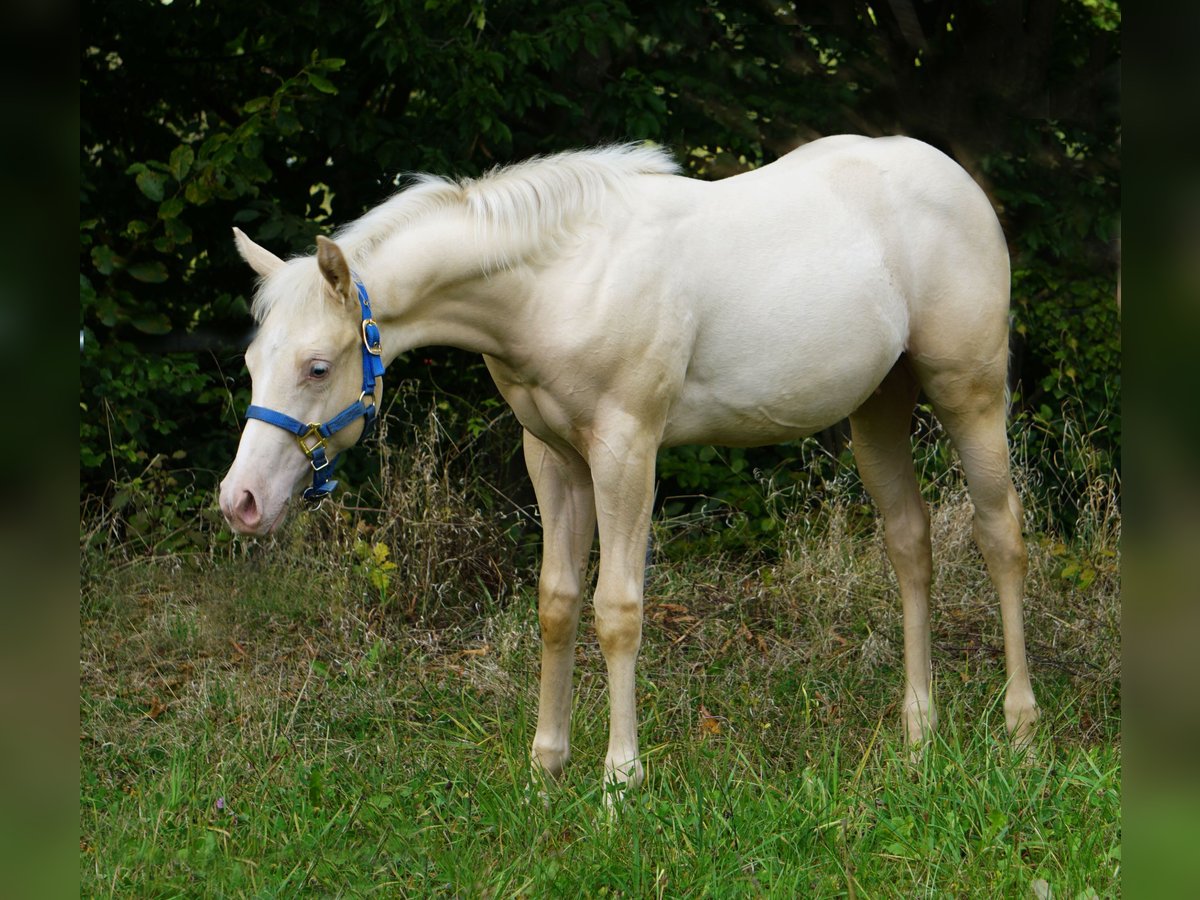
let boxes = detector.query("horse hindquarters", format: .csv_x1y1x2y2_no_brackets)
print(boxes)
878,141,1039,745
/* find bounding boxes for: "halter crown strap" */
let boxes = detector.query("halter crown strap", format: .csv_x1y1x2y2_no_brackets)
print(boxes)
244,276,385,504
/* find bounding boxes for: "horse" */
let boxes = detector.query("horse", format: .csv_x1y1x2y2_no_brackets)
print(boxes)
219,136,1040,798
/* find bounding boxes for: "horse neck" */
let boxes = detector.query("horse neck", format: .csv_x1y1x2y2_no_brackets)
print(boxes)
359,209,530,362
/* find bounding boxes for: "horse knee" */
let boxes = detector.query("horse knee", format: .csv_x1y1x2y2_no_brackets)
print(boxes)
594,591,642,656
538,585,581,649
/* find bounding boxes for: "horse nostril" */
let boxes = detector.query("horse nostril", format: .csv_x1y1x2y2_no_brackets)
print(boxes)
235,490,260,527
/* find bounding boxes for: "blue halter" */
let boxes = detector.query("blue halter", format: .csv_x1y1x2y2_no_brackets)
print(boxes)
244,279,386,505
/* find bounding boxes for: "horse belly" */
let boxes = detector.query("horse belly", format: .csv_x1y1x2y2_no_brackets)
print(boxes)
651,173,910,448
664,359,897,447
662,285,906,448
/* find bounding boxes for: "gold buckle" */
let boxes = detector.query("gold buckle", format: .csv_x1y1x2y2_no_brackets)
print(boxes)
361,318,382,356
296,423,327,458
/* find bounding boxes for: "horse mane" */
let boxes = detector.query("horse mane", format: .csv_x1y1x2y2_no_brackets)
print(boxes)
335,143,680,265
251,144,678,322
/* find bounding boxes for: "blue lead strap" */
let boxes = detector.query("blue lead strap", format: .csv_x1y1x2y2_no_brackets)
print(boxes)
244,276,385,505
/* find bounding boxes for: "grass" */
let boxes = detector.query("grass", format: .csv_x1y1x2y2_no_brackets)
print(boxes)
80,423,1120,897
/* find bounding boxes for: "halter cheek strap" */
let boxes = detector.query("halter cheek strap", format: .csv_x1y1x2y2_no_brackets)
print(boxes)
245,279,386,505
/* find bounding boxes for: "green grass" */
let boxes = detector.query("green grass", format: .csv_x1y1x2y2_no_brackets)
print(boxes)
81,417,1120,896
80,483,1119,897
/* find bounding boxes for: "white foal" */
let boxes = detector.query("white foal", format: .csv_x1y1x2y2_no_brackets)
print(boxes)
219,136,1039,799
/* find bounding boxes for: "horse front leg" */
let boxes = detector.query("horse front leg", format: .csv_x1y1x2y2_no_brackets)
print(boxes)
524,431,596,781
586,418,657,802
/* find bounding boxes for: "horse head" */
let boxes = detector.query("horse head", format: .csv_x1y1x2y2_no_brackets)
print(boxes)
219,229,383,534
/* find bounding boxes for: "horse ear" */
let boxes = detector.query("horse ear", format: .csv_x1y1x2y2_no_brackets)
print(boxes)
232,227,285,278
316,236,354,305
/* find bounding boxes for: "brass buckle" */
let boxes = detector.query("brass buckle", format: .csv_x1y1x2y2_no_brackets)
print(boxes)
296,423,327,458
361,318,382,356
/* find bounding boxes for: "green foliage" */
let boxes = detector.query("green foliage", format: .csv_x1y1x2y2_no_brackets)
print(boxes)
656,440,866,557
81,1,1120,541
81,30,349,481
354,539,398,608
80,452,227,560
79,279,211,472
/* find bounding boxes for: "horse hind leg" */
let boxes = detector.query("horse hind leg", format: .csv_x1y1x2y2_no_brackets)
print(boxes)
849,360,937,745
916,359,1040,747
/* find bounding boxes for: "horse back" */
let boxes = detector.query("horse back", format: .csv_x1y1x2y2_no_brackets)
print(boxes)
610,137,1009,445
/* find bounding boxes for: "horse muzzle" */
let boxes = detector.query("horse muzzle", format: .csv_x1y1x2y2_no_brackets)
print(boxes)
219,475,291,535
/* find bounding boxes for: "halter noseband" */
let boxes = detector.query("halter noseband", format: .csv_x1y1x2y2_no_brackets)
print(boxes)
244,278,385,505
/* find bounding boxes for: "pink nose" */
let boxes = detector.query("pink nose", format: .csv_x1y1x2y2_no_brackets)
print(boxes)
222,487,262,532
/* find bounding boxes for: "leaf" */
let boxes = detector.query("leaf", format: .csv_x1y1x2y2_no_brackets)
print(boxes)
128,261,169,283
91,244,120,275
243,96,271,114
131,313,172,334
168,145,194,180
306,72,338,94
184,182,211,205
136,170,166,202
307,767,324,807
158,197,185,220
97,297,121,326
274,108,301,135
165,218,192,245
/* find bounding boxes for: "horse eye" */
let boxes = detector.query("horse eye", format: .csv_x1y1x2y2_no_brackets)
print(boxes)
309,362,330,379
